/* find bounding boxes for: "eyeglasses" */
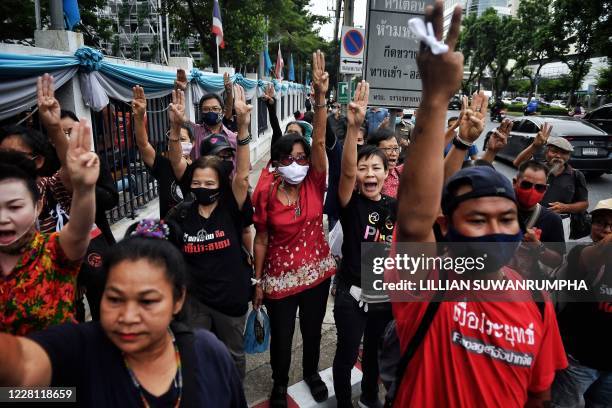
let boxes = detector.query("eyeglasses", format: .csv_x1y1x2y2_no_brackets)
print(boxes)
519,180,548,193
592,220,612,230
380,147,400,154
279,154,308,166
201,106,222,113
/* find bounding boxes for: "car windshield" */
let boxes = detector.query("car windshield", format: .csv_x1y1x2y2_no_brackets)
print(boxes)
536,118,607,136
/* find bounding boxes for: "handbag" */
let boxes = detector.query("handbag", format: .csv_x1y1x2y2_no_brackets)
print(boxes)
243,307,271,354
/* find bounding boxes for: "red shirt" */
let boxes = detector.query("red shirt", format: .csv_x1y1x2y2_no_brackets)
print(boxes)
392,289,567,407
253,166,336,299
382,164,403,198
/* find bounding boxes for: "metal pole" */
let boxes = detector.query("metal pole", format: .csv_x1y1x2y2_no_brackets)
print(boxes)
216,42,220,72
342,0,355,109
49,0,64,30
34,0,42,30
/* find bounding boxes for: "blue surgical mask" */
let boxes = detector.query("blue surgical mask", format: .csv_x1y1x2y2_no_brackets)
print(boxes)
200,112,223,127
445,226,523,274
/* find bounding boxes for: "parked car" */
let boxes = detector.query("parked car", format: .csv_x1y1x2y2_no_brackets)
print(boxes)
550,100,567,108
502,98,513,105
513,97,528,105
484,116,612,177
583,103,612,134
448,96,461,110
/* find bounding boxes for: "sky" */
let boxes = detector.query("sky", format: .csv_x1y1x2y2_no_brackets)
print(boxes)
309,0,367,41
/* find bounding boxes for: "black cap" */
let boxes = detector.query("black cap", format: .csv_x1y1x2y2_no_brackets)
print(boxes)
442,166,517,215
200,133,234,157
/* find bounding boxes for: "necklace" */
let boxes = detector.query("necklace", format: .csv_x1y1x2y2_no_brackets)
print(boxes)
123,328,182,408
279,181,301,219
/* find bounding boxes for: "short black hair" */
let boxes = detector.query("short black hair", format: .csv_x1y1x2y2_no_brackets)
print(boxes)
181,122,194,142
448,116,459,126
199,93,224,110
517,160,549,177
302,111,314,124
366,127,396,147
271,132,311,163
0,124,56,175
0,150,41,202
357,144,389,170
60,110,79,122
188,155,230,193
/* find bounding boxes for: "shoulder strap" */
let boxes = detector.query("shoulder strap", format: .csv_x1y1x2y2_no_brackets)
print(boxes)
526,204,542,229
170,322,201,408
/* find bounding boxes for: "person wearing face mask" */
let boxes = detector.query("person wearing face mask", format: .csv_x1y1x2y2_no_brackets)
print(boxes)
513,126,589,239
0,122,99,335
385,4,567,406
165,86,253,380
334,81,397,408
191,90,238,163
132,86,193,219
251,51,336,408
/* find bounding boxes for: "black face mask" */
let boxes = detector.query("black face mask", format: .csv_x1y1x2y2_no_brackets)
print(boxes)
192,187,221,205
219,160,234,178
200,112,223,127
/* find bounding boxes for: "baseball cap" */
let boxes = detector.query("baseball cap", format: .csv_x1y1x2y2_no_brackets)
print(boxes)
546,136,574,152
200,133,234,157
590,198,612,216
442,166,517,215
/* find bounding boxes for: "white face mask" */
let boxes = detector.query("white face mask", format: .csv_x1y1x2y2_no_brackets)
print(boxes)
181,142,193,156
277,162,309,185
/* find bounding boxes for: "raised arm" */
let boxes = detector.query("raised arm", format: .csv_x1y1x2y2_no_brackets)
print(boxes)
310,50,329,174
397,3,464,243
443,92,488,181
513,123,552,168
223,72,234,121
481,118,512,163
0,334,51,386
339,80,369,208
232,85,251,209
38,74,70,188
443,111,462,146
132,86,156,168
167,89,189,180
59,119,99,261
262,84,282,148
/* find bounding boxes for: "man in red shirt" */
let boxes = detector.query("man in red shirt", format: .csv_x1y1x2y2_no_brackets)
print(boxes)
386,2,568,407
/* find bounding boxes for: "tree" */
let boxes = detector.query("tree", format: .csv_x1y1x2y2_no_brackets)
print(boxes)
488,15,521,99
0,0,114,47
553,0,610,103
596,63,612,95
459,9,499,93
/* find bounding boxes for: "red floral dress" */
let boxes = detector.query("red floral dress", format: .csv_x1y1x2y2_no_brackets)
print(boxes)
0,232,82,335
253,166,336,299
382,164,403,198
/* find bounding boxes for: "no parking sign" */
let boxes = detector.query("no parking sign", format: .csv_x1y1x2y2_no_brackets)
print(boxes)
340,26,365,74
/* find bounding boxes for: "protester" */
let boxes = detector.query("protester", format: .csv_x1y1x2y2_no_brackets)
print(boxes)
261,83,313,146
132,85,193,218
386,3,567,407
444,115,478,161
164,87,253,379
366,128,403,198
513,127,589,239
252,51,336,407
293,110,304,121
365,106,389,135
0,120,98,335
552,197,612,407
327,101,347,142
333,81,396,408
0,219,247,407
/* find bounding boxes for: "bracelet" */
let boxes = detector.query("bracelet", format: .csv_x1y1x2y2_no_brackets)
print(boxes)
237,134,252,146
314,101,327,108
251,277,262,285
452,136,470,150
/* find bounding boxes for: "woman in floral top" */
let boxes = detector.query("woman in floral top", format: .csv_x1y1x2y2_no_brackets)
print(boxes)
252,51,336,408
0,120,99,335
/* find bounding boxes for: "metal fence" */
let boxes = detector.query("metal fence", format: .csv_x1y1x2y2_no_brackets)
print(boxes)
90,95,170,223
258,97,268,135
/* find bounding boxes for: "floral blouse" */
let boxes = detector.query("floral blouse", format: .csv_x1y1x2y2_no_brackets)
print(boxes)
0,232,82,335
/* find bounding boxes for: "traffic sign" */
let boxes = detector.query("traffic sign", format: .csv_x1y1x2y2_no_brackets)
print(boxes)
338,82,350,104
340,26,365,75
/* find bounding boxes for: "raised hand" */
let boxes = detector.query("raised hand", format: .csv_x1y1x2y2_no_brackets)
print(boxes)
168,89,186,128
534,122,552,147
37,74,61,129
487,118,512,152
131,86,147,121
174,69,188,91
234,84,252,129
66,119,99,190
459,91,487,143
312,50,329,96
417,2,463,101
262,83,275,105
223,72,233,95
347,81,369,128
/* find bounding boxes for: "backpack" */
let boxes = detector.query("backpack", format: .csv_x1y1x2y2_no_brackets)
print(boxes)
379,289,546,407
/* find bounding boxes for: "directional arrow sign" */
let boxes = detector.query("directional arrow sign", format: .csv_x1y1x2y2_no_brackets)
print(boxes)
342,59,363,65
338,81,350,104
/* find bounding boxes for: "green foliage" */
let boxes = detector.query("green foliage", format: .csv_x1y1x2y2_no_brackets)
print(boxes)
459,10,498,92
596,63,612,95
505,103,568,115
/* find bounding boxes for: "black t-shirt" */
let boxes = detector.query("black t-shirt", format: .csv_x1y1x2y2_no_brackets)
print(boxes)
171,195,251,316
147,154,188,219
518,205,565,244
541,165,588,207
29,322,247,407
557,244,612,370
339,192,397,287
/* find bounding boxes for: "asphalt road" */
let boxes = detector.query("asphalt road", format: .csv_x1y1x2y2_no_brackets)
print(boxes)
445,110,612,210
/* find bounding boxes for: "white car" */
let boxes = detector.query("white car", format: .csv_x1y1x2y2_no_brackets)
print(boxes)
550,100,567,108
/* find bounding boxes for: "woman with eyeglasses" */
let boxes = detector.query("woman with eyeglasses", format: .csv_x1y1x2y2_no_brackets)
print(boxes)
251,51,336,408
366,127,403,198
